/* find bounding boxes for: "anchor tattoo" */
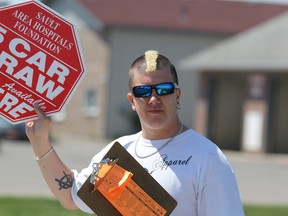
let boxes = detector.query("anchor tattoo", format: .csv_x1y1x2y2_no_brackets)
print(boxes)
55,171,73,190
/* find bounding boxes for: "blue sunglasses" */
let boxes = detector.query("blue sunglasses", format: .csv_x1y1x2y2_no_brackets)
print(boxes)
132,82,177,98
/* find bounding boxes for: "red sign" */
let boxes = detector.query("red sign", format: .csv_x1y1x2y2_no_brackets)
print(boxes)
0,0,85,124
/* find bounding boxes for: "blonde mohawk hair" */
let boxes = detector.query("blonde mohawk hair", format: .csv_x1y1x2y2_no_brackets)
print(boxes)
144,50,159,72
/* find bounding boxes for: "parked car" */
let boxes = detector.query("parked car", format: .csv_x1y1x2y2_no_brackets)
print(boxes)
0,118,28,140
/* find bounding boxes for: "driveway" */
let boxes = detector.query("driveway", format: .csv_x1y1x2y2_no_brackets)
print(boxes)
0,137,287,205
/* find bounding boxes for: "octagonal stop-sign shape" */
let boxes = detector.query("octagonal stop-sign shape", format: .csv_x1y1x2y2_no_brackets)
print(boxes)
0,0,85,124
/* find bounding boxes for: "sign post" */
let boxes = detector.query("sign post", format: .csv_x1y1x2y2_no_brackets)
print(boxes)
0,0,86,123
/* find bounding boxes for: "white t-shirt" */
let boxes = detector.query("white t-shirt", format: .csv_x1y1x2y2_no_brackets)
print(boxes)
71,129,245,216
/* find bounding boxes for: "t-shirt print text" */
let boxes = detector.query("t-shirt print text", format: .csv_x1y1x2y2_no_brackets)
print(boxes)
150,154,192,173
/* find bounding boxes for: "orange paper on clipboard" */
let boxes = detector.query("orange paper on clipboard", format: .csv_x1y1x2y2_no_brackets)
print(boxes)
77,142,177,216
94,163,167,216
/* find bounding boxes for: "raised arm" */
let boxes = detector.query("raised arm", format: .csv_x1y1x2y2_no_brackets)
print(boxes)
26,104,78,210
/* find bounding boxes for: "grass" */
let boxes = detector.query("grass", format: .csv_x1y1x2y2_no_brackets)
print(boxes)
244,204,288,216
0,197,89,216
1,197,288,216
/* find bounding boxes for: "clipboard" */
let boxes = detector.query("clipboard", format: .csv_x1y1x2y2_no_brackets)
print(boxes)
77,142,177,216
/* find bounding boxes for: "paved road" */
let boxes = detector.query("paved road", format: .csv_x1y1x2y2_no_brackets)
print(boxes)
0,137,288,205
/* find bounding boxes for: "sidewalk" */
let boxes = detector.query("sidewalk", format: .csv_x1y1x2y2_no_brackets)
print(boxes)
0,137,288,205
225,150,288,205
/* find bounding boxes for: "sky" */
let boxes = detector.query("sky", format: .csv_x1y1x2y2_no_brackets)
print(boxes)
225,0,288,4
0,0,43,4
2,0,288,5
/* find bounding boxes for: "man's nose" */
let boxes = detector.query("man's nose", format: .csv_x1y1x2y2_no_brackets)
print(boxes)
148,89,160,103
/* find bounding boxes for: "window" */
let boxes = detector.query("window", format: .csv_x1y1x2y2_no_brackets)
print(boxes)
52,110,67,122
84,89,100,117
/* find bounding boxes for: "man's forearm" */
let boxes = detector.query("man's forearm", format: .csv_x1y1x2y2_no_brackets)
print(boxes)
34,142,78,210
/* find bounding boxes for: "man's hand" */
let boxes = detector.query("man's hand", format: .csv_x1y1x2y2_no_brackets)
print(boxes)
25,103,51,144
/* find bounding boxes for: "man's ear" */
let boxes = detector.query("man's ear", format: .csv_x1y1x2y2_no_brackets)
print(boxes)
127,93,136,111
176,88,181,100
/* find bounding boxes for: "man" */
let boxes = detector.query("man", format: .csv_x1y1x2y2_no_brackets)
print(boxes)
26,50,244,215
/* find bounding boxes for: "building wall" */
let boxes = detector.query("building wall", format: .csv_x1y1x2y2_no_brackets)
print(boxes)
194,72,288,153
206,74,245,150
47,0,110,140
268,75,288,153
52,27,109,140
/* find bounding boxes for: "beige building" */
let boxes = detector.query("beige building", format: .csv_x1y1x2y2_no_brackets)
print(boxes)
44,0,110,140
78,0,288,138
43,0,288,152
180,11,288,153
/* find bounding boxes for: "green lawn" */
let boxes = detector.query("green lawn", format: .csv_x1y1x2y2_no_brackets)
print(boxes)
0,197,88,216
244,204,288,216
0,197,288,216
